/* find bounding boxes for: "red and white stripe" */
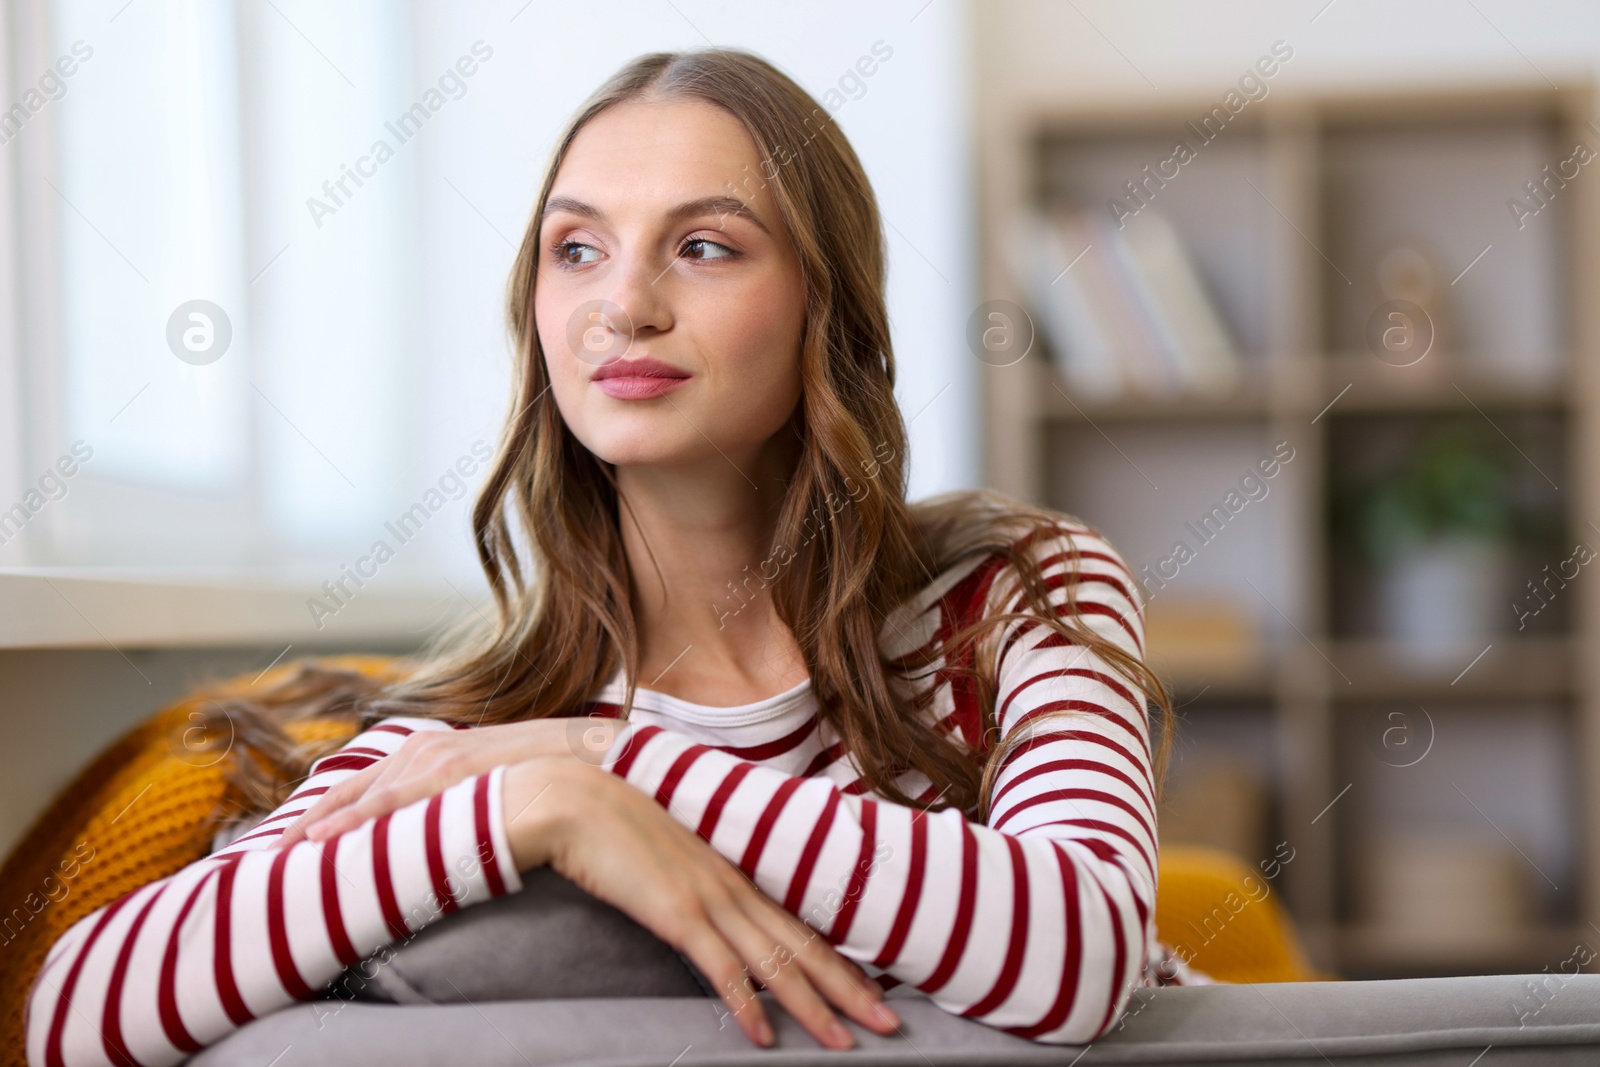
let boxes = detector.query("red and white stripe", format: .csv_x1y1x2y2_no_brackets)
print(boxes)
599,525,1175,1043
25,719,522,1067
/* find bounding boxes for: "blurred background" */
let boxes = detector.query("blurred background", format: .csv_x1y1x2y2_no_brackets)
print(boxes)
3,0,1600,979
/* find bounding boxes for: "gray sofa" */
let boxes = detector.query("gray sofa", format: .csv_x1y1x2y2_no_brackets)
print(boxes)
186,872,1600,1065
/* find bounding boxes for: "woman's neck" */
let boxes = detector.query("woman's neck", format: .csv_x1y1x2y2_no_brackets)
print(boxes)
615,436,809,706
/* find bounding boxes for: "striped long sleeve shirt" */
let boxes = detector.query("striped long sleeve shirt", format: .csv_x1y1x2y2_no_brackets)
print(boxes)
26,522,1192,1066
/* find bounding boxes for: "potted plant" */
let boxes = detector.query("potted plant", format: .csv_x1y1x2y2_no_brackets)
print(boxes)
1344,425,1513,665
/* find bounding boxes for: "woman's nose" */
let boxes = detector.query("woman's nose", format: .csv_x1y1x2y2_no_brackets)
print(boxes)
602,245,674,336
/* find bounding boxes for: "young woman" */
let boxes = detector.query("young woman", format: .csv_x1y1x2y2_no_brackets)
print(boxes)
26,48,1198,1067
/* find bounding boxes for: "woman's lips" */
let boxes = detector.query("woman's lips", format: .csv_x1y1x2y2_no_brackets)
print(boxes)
591,357,690,400
594,374,690,400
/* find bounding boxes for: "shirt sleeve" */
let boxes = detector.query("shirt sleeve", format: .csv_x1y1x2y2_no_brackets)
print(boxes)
599,524,1158,1044
25,716,523,1067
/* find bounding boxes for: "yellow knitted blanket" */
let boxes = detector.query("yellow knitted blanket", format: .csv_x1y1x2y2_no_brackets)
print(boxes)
0,656,396,1067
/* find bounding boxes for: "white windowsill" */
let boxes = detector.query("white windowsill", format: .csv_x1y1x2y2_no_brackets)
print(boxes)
0,567,484,650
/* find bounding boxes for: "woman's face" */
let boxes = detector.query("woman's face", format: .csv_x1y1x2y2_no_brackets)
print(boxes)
534,98,807,473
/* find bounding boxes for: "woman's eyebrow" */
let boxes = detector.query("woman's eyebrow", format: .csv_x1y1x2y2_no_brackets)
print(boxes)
541,194,770,236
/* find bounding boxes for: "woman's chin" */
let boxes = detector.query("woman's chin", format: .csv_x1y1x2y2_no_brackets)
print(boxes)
585,436,704,470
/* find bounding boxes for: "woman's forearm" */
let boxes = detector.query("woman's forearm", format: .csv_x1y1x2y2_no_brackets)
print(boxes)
26,720,523,1067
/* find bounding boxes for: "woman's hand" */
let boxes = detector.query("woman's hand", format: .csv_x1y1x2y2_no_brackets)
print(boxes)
272,716,622,848
505,757,901,1051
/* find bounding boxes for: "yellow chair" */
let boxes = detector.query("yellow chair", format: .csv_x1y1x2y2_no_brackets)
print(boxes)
0,659,1323,1066
0,655,399,1067
1155,844,1326,984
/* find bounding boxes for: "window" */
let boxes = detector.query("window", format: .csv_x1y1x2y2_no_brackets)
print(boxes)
5,0,424,570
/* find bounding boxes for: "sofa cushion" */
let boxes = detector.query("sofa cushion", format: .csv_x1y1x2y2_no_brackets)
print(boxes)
329,867,715,1004
189,975,1600,1065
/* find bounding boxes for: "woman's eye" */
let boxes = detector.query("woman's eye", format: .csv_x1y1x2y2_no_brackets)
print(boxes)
552,239,599,267
549,236,733,268
681,237,734,262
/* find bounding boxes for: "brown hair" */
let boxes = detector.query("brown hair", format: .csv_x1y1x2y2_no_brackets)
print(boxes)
203,48,1173,825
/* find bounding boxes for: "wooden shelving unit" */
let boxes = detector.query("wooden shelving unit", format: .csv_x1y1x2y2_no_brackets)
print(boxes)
977,81,1600,976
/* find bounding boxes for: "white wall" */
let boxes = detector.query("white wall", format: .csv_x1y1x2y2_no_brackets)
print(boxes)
976,0,1600,107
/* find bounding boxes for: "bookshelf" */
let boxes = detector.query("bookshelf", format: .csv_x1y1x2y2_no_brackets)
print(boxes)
976,81,1600,977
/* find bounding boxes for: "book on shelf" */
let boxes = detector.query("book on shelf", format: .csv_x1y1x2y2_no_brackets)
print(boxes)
1005,203,1242,402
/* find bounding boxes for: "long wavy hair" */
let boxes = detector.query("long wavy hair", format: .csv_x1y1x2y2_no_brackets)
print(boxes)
198,47,1173,828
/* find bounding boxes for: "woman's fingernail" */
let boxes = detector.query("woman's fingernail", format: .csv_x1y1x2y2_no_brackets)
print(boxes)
828,1021,853,1047
874,1002,900,1027
305,821,329,840
756,1019,775,1046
